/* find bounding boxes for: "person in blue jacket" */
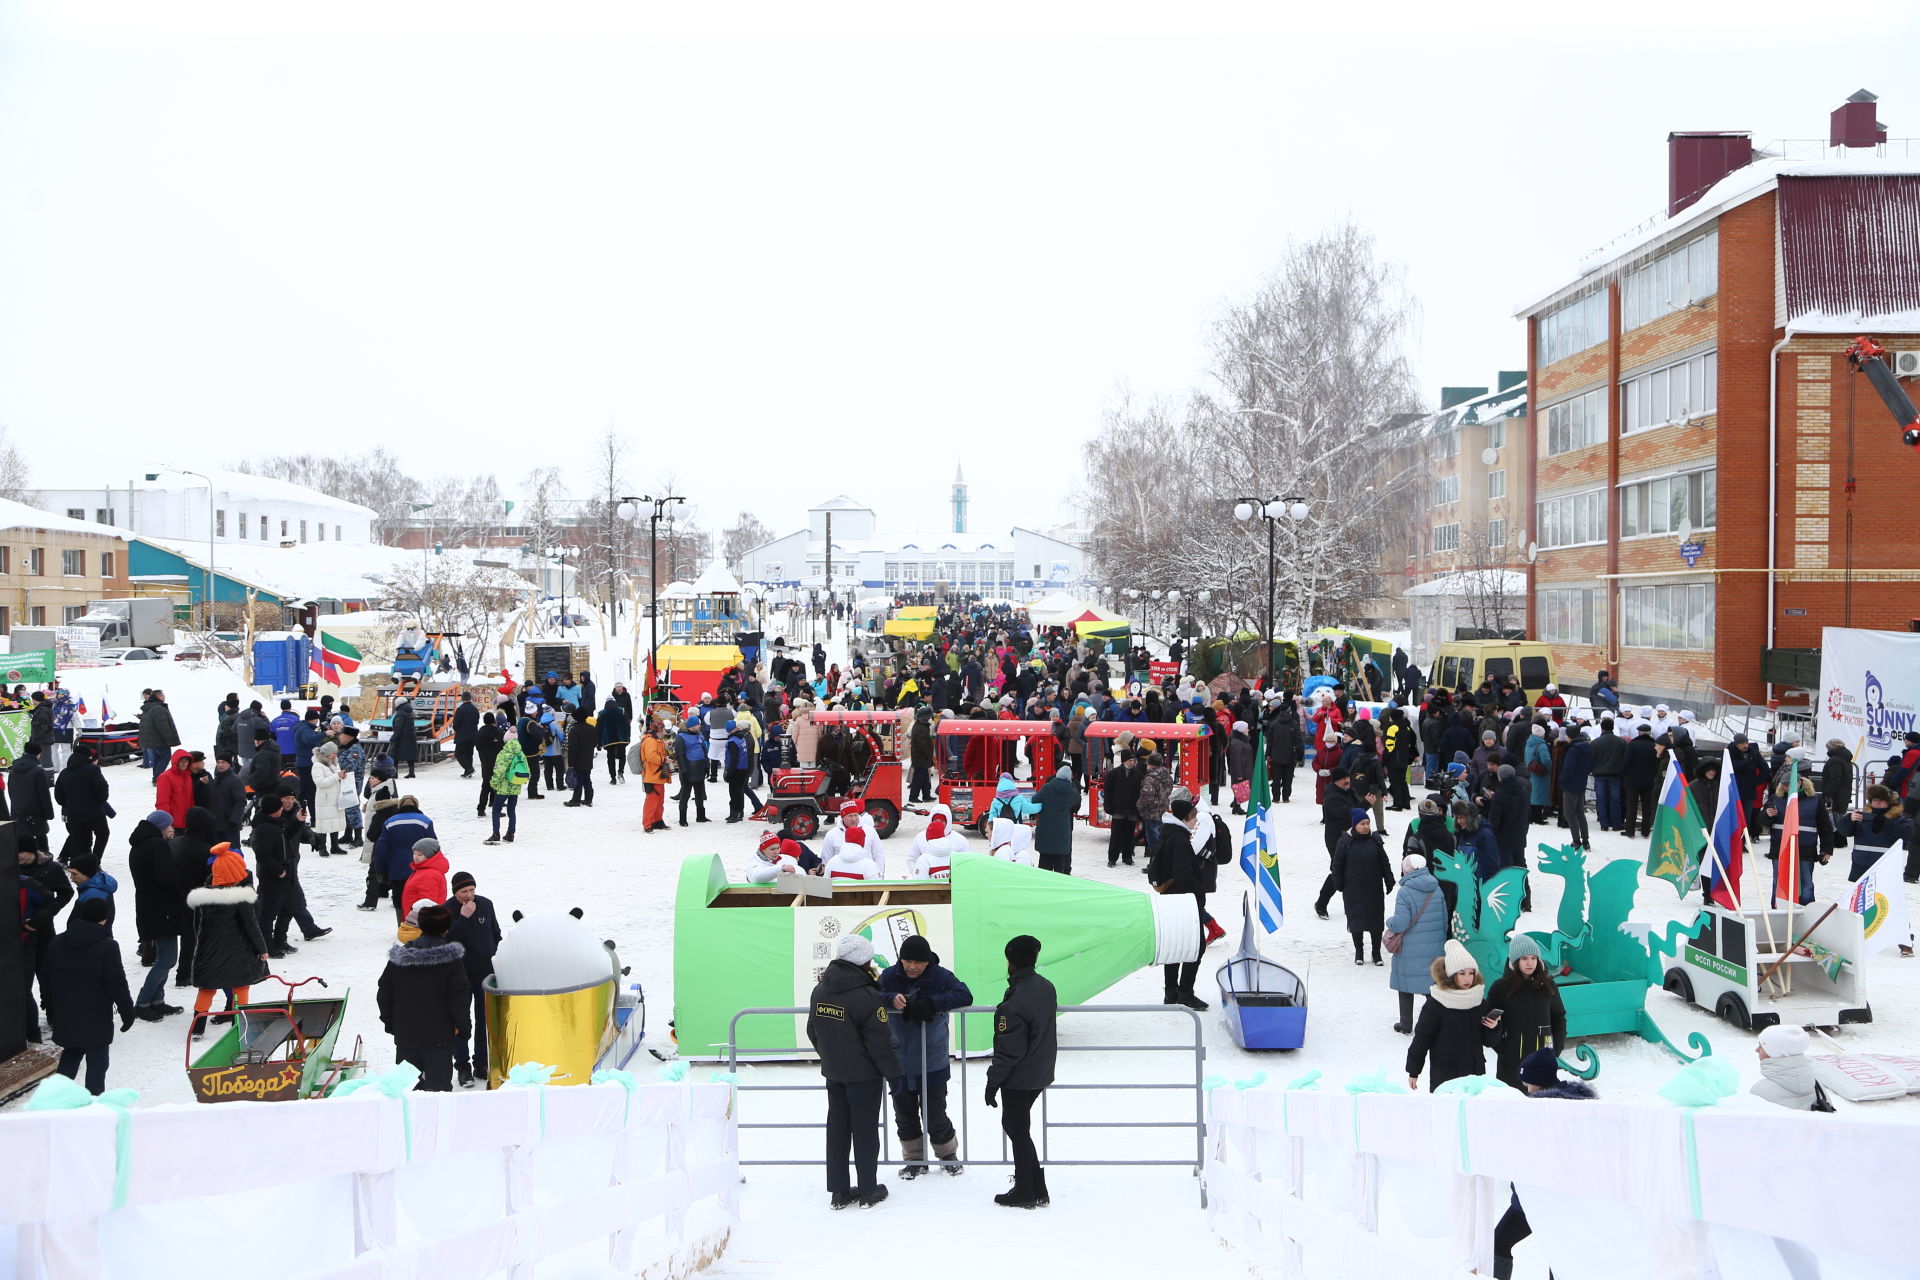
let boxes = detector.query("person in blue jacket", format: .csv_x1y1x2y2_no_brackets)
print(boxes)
65,855,120,933
373,798,438,921
1557,726,1594,851
1523,724,1554,823
1386,853,1449,1034
1452,802,1503,886
270,699,301,756
877,935,972,1178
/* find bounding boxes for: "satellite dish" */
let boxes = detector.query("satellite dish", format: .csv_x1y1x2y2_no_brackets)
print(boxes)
1526,541,1539,564
1480,447,1499,465
1676,518,1694,545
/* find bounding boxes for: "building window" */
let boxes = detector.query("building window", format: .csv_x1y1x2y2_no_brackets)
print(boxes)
260,515,269,540
29,606,45,626
1623,350,1716,432
1433,475,1459,507
66,508,84,520
299,520,308,543
1488,517,1507,547
1623,230,1718,330
317,524,325,542
215,509,227,537
1539,291,1607,365
1432,522,1461,553
0,546,9,574
63,605,86,624
1621,582,1714,650
95,508,111,525
1621,468,1717,538
28,547,45,575
1536,488,1606,548
101,551,116,578
280,519,289,539
1545,387,1605,456
238,512,247,539
1487,469,1507,500
335,525,342,541
1430,424,1460,460
1538,586,1603,645
1000,562,1013,582
61,549,84,575
0,606,8,632
1486,420,1506,450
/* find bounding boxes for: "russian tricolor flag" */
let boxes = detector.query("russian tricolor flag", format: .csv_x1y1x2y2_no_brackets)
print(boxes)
1703,748,1746,909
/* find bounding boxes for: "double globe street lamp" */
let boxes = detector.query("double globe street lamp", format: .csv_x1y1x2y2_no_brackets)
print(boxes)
616,494,686,700
1233,496,1310,688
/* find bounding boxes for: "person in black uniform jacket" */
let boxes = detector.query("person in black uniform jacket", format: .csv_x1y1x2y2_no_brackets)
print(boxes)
375,904,469,1091
1148,798,1209,1011
1101,750,1143,867
451,693,480,778
805,933,900,1209
984,933,1057,1210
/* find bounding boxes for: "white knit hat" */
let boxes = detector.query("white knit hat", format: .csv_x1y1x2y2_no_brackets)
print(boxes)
1758,1024,1809,1058
1442,939,1477,976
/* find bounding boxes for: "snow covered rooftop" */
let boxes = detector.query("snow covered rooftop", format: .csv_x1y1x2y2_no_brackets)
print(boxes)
809,495,872,512
142,537,528,601
1403,570,1529,597
1787,306,1920,333
33,467,377,516
0,497,127,538
690,560,743,595
1516,153,1920,317
1406,384,1528,441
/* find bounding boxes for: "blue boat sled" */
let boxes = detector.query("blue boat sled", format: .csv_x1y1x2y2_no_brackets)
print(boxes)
1215,894,1307,1050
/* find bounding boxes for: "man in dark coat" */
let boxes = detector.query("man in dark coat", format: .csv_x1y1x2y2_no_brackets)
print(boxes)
252,791,330,957
907,708,934,804
1590,717,1626,833
18,844,75,1043
1100,750,1143,867
985,933,1056,1209
450,693,480,777
137,689,182,781
128,809,188,1020
1488,765,1531,867
375,903,469,1091
1620,723,1662,839
1264,694,1303,802
444,871,501,1088
54,743,112,865
1313,769,1367,917
39,897,135,1093
389,695,419,778
805,933,901,1209
235,701,265,769
8,742,55,854
1727,733,1767,838
205,754,250,847
1148,799,1209,1009
1031,766,1080,874
1331,811,1395,965
877,934,972,1177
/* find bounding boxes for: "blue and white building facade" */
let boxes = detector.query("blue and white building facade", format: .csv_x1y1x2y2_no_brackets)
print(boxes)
734,496,1087,601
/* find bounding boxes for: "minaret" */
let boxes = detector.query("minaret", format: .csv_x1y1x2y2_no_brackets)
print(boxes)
952,463,968,534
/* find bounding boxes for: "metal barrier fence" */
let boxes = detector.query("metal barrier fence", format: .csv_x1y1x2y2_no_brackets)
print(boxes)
726,1003,1208,1203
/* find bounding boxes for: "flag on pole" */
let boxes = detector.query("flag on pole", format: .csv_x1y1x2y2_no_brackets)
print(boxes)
1239,731,1285,931
1702,749,1746,909
1849,846,1913,956
1772,760,1802,907
310,631,364,687
1646,758,1707,896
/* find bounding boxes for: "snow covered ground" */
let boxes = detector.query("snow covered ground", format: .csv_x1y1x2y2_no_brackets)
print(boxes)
15,613,1920,1276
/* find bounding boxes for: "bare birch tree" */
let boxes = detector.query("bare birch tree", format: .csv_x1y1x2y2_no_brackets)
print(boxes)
0,424,27,500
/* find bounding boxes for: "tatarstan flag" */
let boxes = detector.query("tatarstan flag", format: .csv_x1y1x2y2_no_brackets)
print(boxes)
311,631,364,686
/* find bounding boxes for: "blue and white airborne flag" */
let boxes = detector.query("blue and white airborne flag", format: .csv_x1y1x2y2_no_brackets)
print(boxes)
1239,733,1285,931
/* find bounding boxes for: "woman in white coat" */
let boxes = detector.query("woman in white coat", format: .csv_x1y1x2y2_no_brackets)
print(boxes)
310,738,349,855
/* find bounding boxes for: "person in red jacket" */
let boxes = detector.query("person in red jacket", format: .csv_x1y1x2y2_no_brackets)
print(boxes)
401,837,451,910
154,748,196,828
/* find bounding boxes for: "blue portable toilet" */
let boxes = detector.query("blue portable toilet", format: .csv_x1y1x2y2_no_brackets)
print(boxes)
252,633,313,693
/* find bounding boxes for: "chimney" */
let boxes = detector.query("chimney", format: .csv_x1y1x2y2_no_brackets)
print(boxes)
1831,89,1886,149
1667,131,1753,217
1440,386,1488,410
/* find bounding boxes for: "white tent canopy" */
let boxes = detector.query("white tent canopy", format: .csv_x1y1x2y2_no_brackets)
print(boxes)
691,560,743,595
1026,592,1091,626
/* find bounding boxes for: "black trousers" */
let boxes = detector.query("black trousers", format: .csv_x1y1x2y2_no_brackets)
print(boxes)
604,744,626,781
259,874,318,946
452,976,489,1079
1107,816,1137,865
1562,793,1590,847
1000,1086,1043,1190
61,817,110,865
397,1042,455,1092
909,765,932,802
569,771,594,805
542,757,564,789
891,1077,955,1146
454,741,475,775
1351,928,1382,961
1388,766,1411,811
675,772,708,821
57,1045,109,1094
1493,1195,1532,1278
824,1078,885,1195
1622,786,1656,838
1269,757,1293,802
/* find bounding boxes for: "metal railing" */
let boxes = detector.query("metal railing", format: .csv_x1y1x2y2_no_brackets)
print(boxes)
726,1003,1208,1204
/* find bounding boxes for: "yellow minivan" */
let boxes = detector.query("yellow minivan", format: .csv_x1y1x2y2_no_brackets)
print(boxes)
1430,640,1557,705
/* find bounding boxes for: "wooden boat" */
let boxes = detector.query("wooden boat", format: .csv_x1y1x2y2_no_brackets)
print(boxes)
1214,895,1307,1050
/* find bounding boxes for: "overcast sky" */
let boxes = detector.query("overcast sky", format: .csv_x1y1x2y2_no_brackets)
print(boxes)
2,1,1913,544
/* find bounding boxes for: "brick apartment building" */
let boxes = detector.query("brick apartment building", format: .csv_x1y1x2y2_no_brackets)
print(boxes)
0,498,132,635
1389,377,1531,663
1516,91,1920,710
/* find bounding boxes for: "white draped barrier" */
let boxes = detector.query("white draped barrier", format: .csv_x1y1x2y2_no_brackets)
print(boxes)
1,1082,739,1280
1205,1088,1915,1279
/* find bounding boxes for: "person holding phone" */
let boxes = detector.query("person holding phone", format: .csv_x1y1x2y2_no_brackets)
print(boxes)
1488,934,1566,1089
1406,940,1503,1090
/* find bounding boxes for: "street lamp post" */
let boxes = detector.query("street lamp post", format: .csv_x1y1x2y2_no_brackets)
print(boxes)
1233,495,1310,688
617,494,686,702
149,468,216,628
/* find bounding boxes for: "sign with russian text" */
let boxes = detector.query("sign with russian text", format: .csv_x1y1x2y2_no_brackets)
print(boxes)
2,649,55,682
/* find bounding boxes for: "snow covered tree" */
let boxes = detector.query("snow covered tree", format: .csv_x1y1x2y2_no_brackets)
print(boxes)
0,423,27,501
722,511,773,572
244,449,418,542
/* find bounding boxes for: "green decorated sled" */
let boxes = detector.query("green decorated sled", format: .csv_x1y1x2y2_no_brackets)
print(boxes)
185,976,365,1103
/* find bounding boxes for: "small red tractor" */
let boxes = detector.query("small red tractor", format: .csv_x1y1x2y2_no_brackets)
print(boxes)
753,709,906,840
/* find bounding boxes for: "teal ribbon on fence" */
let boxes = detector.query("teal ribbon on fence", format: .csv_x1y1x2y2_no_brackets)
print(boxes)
1656,1055,1736,1220
505,1061,558,1138
1431,1073,1506,1174
592,1067,640,1127
331,1063,421,1161
27,1077,139,1209
1281,1069,1321,1135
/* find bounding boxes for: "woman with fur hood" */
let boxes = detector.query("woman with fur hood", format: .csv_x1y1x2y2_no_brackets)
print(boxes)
1405,939,1503,1090
186,843,270,1039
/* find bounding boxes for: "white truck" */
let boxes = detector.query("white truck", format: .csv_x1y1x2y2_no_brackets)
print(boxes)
1659,901,1870,1032
70,598,173,651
